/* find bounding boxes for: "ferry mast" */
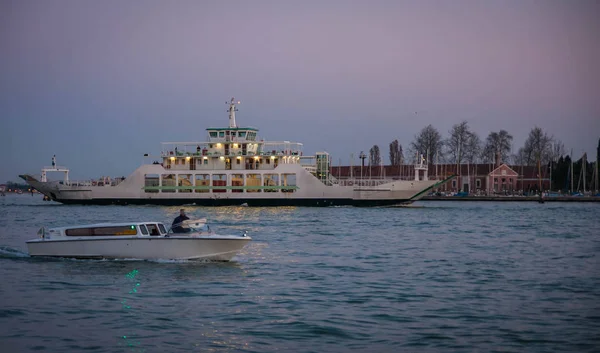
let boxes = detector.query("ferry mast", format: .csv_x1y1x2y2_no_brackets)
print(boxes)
227,97,240,128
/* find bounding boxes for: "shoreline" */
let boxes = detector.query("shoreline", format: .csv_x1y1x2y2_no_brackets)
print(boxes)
420,196,600,202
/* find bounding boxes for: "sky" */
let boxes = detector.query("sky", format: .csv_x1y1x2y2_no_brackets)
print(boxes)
1,0,599,182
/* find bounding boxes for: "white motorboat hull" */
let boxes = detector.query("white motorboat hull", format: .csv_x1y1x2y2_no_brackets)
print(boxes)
26,235,251,261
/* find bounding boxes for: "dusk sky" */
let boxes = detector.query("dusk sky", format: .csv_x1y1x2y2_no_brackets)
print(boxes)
1,0,599,182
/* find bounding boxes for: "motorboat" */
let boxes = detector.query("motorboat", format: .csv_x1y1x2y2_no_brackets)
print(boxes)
26,219,251,261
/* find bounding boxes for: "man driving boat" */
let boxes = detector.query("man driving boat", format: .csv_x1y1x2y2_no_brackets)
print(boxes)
172,209,190,233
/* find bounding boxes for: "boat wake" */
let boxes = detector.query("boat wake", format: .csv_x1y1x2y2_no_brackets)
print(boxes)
0,246,30,258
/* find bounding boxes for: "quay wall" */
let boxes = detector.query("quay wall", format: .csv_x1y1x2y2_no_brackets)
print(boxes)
421,196,600,202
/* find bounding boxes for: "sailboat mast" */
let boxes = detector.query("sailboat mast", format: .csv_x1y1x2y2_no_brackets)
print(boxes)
595,156,600,193
538,159,542,193
571,149,574,193
583,153,586,193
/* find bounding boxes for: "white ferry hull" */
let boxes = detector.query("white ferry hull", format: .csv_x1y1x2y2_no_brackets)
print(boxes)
21,164,450,207
26,236,251,261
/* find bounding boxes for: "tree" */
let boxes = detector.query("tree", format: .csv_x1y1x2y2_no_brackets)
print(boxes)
463,132,482,164
445,121,476,165
369,145,381,166
389,140,403,166
482,130,513,164
410,124,443,163
549,140,566,163
521,126,553,166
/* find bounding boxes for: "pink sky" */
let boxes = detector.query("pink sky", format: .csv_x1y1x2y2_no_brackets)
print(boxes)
1,0,598,181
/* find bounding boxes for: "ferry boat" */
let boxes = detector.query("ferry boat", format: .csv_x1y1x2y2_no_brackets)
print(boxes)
20,98,452,206
27,220,251,261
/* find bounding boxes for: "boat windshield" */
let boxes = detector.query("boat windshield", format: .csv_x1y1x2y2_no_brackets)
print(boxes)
169,219,209,234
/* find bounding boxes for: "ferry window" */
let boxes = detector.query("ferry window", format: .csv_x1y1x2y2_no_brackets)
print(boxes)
246,174,261,192
232,174,244,193
178,174,193,193
239,132,246,138
219,132,225,138
140,225,148,235
158,224,167,234
144,174,159,193
146,224,160,236
213,174,227,193
266,159,270,164
231,131,236,137
209,132,217,138
161,174,176,193
282,174,296,193
264,174,279,192
195,174,210,193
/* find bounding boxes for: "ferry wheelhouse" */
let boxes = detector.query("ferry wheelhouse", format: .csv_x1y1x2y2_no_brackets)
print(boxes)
21,98,452,206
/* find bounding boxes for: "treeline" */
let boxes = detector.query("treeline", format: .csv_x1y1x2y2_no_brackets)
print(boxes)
363,122,598,168
360,122,599,191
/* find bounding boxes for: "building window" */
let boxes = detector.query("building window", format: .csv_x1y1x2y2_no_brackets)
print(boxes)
476,179,481,188
452,180,456,188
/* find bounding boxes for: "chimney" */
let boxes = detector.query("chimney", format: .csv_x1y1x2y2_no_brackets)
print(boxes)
495,151,501,168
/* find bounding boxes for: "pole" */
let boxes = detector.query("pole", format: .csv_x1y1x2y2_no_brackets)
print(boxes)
583,153,586,193
571,149,574,193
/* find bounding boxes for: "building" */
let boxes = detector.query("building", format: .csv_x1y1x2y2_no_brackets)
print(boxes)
330,162,551,194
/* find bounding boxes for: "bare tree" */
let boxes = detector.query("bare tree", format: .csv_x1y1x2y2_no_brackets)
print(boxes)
512,147,527,166
522,126,553,166
482,130,513,164
549,140,566,163
445,121,473,165
369,145,381,166
463,132,482,164
389,140,403,166
410,124,443,163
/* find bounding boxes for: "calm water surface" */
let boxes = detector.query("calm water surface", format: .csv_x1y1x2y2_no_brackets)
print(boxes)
1,194,599,352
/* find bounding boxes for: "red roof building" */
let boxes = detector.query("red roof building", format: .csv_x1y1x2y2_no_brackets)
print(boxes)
330,163,550,194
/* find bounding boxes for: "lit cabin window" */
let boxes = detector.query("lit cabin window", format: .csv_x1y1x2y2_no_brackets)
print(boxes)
65,226,138,236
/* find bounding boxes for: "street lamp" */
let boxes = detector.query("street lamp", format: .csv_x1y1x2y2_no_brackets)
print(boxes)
359,151,366,182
